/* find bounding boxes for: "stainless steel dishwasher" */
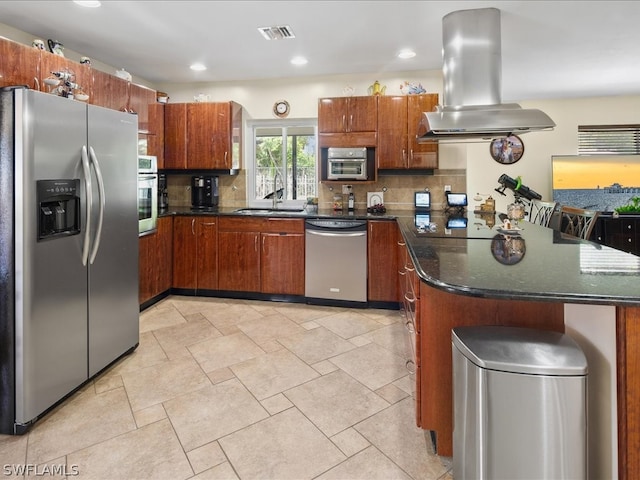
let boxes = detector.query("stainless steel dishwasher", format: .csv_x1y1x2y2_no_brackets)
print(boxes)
305,219,367,304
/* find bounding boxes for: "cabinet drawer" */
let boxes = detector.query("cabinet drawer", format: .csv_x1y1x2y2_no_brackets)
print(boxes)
218,216,268,232
261,217,304,234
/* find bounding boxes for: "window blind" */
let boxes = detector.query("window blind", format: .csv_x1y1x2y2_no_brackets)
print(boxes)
578,125,640,155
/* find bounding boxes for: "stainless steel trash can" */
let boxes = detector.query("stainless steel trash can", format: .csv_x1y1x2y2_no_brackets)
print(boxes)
452,326,588,480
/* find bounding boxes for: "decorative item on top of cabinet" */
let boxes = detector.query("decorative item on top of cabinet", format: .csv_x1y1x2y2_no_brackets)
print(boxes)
318,96,378,148
164,102,243,171
377,94,439,170
0,37,41,90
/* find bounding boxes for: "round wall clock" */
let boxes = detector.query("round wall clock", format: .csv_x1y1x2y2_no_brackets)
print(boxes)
273,100,290,118
490,135,524,164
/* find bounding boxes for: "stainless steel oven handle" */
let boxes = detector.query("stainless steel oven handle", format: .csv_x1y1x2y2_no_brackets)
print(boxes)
88,146,106,264
306,230,366,238
81,146,92,266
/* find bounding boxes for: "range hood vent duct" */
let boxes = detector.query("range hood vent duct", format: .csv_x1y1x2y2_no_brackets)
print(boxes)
417,8,555,142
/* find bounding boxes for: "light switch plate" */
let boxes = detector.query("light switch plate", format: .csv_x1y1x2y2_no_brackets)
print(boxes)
367,191,384,207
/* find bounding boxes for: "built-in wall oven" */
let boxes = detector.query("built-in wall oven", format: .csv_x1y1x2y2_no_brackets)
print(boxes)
138,155,158,236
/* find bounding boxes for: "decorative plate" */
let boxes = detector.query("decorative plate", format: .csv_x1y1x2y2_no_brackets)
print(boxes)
490,135,525,164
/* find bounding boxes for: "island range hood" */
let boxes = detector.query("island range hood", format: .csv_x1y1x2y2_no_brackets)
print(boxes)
417,7,555,142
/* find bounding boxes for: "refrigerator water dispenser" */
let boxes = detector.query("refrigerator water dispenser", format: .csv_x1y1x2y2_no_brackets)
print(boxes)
37,179,81,240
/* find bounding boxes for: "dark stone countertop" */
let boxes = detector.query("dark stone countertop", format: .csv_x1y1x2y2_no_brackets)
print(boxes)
396,210,640,307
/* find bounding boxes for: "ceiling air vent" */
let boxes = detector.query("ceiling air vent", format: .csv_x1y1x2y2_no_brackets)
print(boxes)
258,25,296,40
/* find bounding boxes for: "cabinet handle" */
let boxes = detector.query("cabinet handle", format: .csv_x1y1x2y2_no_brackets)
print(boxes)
349,114,353,132
398,269,406,276
255,234,258,252
262,236,266,252
404,292,416,303
398,240,406,246
34,77,40,91
225,151,228,162
409,149,414,161
405,360,416,375
191,218,195,235
202,222,216,226
405,320,415,333
342,114,346,132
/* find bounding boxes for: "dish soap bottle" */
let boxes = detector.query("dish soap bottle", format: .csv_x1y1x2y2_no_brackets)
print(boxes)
348,192,355,211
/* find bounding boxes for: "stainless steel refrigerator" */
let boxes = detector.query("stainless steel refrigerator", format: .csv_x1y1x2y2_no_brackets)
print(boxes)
0,87,139,434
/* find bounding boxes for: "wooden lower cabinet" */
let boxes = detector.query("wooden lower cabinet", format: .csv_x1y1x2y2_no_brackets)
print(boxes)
172,216,218,290
218,216,305,295
367,220,400,302
218,230,261,292
139,216,173,305
417,283,565,456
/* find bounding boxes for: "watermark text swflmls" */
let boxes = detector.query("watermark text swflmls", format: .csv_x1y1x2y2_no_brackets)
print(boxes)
3,464,79,476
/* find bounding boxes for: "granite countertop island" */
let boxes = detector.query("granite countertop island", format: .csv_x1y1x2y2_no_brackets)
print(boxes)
395,210,640,306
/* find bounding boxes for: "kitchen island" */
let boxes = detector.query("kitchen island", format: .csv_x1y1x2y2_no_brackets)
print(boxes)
396,211,640,480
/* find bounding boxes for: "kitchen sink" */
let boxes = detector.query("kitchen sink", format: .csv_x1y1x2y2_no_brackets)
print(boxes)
233,208,305,214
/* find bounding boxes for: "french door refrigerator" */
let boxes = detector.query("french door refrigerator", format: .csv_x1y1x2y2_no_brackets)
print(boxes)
0,87,139,434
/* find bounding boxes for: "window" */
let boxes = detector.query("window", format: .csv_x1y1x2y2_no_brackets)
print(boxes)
578,124,640,155
247,119,317,208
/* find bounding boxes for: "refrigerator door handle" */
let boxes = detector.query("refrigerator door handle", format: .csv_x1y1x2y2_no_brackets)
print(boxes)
88,146,106,264
81,146,92,266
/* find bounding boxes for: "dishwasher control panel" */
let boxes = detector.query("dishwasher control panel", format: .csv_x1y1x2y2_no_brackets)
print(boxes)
305,219,367,231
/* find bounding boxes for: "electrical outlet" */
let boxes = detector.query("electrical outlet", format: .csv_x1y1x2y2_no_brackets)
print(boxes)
444,185,451,192
342,184,352,194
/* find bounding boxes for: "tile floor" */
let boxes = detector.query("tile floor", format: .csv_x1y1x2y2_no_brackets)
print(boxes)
0,296,453,480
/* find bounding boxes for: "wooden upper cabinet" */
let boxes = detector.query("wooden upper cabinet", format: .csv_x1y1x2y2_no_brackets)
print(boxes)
318,96,378,133
164,103,188,169
128,83,157,133
0,37,40,89
378,94,439,169
89,68,130,111
164,102,243,170
147,103,165,167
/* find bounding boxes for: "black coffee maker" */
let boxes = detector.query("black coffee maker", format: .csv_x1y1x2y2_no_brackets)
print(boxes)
191,175,219,209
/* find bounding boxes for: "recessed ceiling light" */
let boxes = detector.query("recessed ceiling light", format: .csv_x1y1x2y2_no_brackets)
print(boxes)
73,1,102,7
398,49,416,59
190,63,207,72
291,56,308,66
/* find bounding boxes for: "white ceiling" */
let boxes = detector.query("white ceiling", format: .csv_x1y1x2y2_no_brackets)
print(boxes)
1,1,640,101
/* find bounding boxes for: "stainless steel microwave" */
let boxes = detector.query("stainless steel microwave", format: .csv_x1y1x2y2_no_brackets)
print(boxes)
327,147,368,180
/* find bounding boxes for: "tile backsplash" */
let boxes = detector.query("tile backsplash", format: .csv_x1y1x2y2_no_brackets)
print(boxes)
165,169,465,210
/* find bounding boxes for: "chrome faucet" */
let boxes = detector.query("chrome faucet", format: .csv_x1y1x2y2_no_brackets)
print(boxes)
272,170,283,209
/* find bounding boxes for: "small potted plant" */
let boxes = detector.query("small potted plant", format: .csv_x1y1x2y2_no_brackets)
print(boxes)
614,196,640,216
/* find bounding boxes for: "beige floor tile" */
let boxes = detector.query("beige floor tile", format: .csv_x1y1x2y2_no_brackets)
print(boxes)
355,397,449,480
186,441,227,474
311,359,340,375
121,356,210,412
188,331,265,373
206,367,235,385
139,302,187,333
275,303,344,324
68,418,193,480
24,457,68,479
164,379,269,452
330,428,370,457
168,296,230,317
0,433,28,469
201,304,265,331
375,383,411,404
132,403,166,428
93,373,123,394
237,312,305,345
219,408,345,480
330,343,408,391
315,310,386,339
277,326,357,364
102,331,168,378
360,308,403,325
26,387,135,465
191,462,239,480
231,349,319,400
152,316,222,355
366,322,412,358
284,370,389,437
317,445,413,480
261,393,294,415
